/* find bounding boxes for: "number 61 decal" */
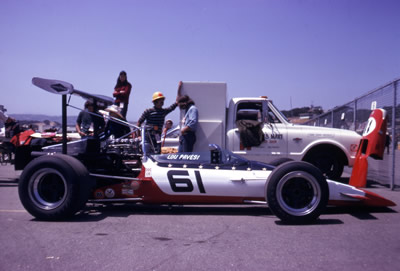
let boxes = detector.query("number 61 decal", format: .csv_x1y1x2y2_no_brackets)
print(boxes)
167,170,206,193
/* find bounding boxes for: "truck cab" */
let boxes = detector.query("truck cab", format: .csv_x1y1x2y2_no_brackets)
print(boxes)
227,97,288,160
225,97,360,179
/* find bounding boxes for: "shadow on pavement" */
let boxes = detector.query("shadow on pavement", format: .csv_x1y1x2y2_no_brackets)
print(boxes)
0,179,19,187
274,218,344,226
26,202,396,225
29,204,274,223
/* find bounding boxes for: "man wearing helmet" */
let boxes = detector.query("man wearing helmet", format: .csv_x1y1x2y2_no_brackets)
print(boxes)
137,82,182,154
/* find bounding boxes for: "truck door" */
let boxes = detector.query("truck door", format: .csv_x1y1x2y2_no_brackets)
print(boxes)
262,102,289,159
229,100,288,162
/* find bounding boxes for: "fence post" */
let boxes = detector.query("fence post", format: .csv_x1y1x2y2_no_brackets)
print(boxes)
354,99,357,132
391,80,397,190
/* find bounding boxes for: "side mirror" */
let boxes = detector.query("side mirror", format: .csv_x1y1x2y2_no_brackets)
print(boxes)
209,144,222,164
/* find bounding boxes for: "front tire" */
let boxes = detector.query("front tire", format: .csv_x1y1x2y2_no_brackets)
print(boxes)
18,154,91,220
266,161,329,224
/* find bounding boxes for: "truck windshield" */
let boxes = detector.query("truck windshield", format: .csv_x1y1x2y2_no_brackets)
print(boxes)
269,102,290,123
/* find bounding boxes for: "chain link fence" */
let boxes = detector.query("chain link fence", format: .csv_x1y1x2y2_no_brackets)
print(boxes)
305,79,399,189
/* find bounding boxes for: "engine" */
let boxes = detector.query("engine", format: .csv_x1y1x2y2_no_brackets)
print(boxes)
97,138,143,174
103,138,142,158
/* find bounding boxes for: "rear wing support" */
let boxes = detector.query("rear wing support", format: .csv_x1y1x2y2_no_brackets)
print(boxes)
62,95,67,154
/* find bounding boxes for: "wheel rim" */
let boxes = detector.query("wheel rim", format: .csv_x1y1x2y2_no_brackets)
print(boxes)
276,171,321,216
28,168,68,210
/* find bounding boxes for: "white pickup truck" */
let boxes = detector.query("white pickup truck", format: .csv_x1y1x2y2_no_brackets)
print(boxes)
165,82,361,179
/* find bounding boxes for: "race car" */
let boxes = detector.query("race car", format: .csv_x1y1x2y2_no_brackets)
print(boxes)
17,78,395,224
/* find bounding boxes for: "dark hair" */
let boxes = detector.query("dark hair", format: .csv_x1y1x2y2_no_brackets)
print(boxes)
115,70,131,88
177,95,195,106
84,101,93,108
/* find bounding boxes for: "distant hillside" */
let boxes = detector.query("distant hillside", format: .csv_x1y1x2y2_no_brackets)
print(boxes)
281,106,324,118
9,114,79,126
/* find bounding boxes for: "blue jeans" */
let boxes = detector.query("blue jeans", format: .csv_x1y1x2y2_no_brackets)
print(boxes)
179,132,196,152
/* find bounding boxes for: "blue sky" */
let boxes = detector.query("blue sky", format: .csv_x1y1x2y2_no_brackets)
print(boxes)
1,0,399,122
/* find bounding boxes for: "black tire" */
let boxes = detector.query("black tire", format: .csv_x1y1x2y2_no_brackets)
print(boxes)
305,152,344,180
266,161,329,224
18,154,92,220
268,158,293,167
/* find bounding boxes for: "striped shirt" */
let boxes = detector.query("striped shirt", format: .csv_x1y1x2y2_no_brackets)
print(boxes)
137,103,178,132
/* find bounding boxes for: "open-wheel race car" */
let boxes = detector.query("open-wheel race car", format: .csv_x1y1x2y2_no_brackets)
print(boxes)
17,78,395,224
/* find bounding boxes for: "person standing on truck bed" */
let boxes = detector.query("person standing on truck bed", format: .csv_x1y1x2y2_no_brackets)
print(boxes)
113,70,132,118
177,95,198,152
137,84,182,154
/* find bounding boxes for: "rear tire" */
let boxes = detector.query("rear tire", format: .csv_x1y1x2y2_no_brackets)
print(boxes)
266,161,329,224
18,154,92,220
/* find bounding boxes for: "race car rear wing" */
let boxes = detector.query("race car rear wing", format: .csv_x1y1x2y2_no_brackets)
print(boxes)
31,77,148,156
32,77,115,154
32,77,114,107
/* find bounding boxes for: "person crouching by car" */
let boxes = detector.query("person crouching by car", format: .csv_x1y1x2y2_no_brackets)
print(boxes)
177,95,198,152
100,105,131,139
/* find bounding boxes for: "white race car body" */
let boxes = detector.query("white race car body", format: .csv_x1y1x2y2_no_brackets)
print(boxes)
132,153,393,208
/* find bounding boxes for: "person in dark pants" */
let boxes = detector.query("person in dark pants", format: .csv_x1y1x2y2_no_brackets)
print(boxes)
385,132,392,154
177,95,198,152
113,71,132,118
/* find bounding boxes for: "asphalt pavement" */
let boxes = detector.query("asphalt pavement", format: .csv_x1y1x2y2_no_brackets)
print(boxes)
1,164,400,271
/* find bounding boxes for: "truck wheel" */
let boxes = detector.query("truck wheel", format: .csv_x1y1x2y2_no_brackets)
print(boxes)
266,161,329,224
18,154,92,220
305,152,344,180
